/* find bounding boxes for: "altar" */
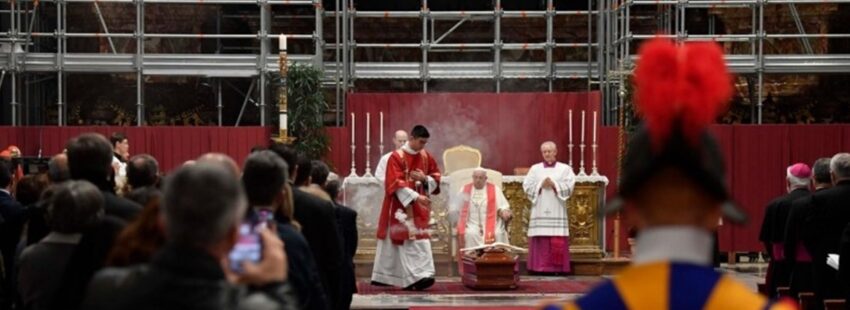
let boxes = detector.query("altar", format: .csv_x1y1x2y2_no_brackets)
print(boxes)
343,174,623,276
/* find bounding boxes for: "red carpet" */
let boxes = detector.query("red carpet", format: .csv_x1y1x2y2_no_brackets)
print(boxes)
410,307,535,310
357,279,597,295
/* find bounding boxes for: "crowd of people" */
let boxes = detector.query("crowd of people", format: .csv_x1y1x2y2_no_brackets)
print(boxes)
0,132,358,310
759,153,850,309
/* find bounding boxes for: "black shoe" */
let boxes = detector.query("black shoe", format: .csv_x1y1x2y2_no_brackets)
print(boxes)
403,277,435,291
370,281,392,287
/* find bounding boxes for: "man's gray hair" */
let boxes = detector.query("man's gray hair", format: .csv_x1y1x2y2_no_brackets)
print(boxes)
830,153,850,180
540,141,557,150
163,162,246,248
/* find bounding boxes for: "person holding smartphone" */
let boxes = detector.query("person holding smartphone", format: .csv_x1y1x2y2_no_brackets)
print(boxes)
82,161,297,310
242,150,330,310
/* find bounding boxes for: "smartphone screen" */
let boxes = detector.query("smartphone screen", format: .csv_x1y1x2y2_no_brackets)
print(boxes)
228,221,262,273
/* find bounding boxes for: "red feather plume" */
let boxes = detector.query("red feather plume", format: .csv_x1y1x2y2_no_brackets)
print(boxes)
633,38,733,149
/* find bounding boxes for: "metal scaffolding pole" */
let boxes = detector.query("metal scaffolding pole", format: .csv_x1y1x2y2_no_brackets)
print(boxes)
546,0,554,92
787,4,813,54
422,0,428,93
93,1,118,54
335,0,341,125
9,0,18,126
259,1,269,126
348,0,355,91
757,0,764,124
314,0,323,68
136,0,144,126
57,0,65,126
494,0,501,93
217,79,223,126
587,0,593,94
11,72,17,126
341,0,348,111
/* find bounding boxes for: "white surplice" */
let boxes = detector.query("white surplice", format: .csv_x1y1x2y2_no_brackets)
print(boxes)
522,162,576,237
375,152,392,184
461,185,511,248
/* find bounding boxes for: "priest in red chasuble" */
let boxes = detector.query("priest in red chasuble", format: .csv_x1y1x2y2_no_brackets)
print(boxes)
370,125,441,291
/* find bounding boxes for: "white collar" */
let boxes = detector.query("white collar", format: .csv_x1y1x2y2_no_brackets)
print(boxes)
0,188,9,195
402,143,419,155
42,232,83,245
633,226,713,266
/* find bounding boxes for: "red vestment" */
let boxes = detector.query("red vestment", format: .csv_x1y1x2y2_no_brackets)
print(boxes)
457,183,498,251
375,148,441,245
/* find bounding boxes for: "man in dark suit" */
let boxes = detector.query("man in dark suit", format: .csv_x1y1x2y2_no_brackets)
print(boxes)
269,143,345,310
838,223,850,306
759,163,812,297
66,133,142,222
805,153,850,306
785,158,832,299
0,160,25,308
322,175,358,310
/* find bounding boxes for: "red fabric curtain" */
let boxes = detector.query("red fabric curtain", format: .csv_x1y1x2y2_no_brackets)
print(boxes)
344,92,602,175
0,126,270,172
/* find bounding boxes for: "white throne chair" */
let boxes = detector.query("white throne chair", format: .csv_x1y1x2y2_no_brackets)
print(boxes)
442,145,482,176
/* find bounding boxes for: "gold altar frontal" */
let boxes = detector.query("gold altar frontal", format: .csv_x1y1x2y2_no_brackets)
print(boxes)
343,175,627,277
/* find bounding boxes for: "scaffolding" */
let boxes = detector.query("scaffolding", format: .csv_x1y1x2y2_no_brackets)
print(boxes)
0,0,849,126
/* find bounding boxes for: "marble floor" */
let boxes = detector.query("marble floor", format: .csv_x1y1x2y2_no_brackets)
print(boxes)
351,263,768,309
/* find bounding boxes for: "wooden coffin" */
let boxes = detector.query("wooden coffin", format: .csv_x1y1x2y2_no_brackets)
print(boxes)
461,249,519,290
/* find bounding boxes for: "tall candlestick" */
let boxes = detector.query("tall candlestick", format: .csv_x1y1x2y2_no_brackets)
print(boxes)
379,112,385,155
364,113,372,176
568,109,574,168
380,112,384,145
579,110,587,176
349,113,357,177
569,110,573,143
592,111,599,176
581,110,586,144
279,34,287,51
593,111,598,144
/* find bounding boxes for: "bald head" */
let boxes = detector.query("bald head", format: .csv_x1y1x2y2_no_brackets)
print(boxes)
48,153,70,184
540,141,558,164
393,130,408,149
197,153,240,177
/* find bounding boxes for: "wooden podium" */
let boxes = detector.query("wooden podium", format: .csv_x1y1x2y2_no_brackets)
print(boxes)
460,249,520,290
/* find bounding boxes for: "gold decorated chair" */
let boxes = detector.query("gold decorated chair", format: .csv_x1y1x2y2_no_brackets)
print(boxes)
442,145,482,176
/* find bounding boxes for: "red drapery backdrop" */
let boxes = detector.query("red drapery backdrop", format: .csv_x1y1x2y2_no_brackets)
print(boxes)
0,126,270,172
343,92,602,175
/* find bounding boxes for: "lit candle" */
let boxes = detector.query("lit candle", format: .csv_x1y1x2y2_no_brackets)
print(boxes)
351,113,355,144
593,111,598,145
279,34,287,51
581,110,586,144
380,112,384,145
568,109,573,144
366,113,371,144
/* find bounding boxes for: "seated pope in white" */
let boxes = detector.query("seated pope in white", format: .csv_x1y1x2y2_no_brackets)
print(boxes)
456,168,513,251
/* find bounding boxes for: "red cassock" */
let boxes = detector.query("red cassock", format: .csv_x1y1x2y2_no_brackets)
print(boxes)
376,148,441,245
